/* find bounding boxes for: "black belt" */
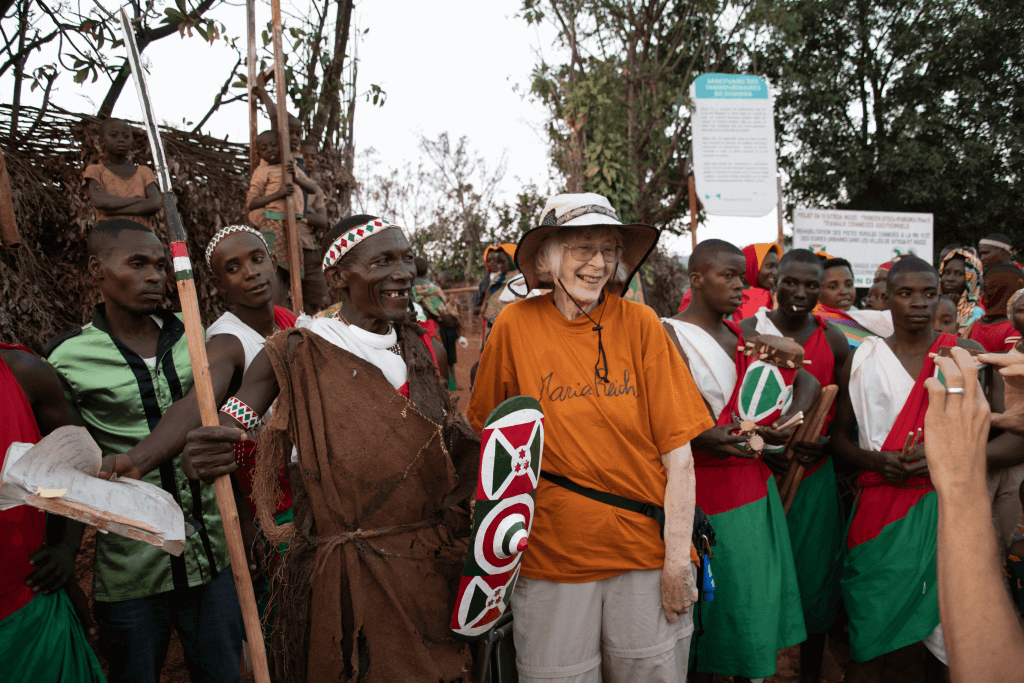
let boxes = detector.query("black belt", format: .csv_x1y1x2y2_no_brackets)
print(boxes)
540,471,666,538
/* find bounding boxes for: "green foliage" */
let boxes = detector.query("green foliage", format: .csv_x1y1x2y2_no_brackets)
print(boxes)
764,0,1024,258
521,0,782,234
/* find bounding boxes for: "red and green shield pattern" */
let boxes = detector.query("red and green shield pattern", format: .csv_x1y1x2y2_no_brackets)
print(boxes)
451,395,544,638
734,361,796,425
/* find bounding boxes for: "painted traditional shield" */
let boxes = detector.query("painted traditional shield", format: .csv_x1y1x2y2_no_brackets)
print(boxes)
451,395,544,638
735,360,796,425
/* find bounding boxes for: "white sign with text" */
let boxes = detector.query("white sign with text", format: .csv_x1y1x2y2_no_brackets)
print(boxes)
793,208,934,287
691,73,778,217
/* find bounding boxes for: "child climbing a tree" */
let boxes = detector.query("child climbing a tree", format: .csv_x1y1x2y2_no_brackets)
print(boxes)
246,130,328,314
83,118,162,229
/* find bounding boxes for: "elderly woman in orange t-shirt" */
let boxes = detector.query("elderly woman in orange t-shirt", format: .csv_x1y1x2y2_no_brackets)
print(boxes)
468,192,714,683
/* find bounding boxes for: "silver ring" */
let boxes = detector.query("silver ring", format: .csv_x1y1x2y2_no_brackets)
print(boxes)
946,387,965,394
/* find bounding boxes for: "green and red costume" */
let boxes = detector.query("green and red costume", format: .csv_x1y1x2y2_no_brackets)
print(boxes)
785,316,844,634
841,334,955,662
690,321,806,679
0,343,105,682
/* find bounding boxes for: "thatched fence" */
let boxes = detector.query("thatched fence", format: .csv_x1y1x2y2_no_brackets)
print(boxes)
0,104,353,352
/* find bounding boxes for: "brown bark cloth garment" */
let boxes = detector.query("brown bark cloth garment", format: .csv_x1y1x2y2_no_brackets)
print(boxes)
251,317,480,683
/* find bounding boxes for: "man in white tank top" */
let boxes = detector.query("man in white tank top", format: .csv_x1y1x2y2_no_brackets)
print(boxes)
120,225,297,576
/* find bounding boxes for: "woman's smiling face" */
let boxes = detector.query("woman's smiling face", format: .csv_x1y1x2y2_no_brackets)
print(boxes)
555,227,622,307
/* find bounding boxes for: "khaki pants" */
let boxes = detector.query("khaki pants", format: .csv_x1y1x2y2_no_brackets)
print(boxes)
511,568,695,683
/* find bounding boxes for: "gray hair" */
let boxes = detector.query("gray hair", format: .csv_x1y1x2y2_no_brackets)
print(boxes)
534,225,628,285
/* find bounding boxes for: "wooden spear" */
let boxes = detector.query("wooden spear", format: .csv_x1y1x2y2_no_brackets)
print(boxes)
269,0,303,314
246,0,258,175
118,10,271,683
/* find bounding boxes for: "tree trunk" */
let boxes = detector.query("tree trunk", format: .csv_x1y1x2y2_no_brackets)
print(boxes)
10,0,27,144
309,0,352,148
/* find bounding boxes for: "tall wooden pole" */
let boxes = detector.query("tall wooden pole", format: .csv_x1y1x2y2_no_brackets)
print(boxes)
246,0,257,175
776,175,784,250
688,173,698,251
118,10,270,683
269,0,303,315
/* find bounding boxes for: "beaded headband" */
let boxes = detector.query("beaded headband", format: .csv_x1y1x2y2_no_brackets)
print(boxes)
205,225,269,266
322,217,402,271
979,238,1013,252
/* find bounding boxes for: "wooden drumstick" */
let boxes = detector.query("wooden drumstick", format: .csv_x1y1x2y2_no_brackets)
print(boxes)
781,385,839,513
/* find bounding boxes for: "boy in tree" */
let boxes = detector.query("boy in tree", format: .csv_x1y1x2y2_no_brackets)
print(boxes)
83,118,162,229
247,130,328,314
740,249,850,683
832,256,983,682
663,239,815,682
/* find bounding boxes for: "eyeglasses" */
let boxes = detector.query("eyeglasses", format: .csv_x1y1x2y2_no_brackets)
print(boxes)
563,243,623,262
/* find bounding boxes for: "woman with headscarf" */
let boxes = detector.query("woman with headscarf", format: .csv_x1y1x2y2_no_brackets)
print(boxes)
678,241,780,320
468,193,713,682
940,247,985,336
472,243,519,348
968,264,1024,352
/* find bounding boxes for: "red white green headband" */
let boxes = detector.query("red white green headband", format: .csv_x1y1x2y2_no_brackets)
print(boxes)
206,225,269,266
322,217,402,271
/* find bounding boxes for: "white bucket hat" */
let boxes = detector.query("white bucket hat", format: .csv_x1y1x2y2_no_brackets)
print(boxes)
514,192,660,295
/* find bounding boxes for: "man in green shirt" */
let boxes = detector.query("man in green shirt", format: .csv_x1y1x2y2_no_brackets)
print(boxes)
47,219,241,683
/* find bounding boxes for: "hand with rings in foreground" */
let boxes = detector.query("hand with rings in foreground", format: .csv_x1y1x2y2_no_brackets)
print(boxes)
923,346,1024,681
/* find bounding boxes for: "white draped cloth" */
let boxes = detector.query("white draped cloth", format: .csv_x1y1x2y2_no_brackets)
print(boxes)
297,315,408,390
662,318,736,420
849,336,915,452
847,335,947,664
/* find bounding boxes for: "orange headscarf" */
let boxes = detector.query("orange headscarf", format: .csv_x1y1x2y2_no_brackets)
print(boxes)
483,243,517,273
742,243,781,289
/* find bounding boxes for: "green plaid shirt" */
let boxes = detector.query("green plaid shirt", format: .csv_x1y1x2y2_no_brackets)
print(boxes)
48,306,229,602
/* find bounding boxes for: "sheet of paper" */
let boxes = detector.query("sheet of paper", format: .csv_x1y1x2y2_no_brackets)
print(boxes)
0,426,185,555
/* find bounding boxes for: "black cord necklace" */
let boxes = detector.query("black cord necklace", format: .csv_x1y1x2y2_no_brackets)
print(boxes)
556,278,610,383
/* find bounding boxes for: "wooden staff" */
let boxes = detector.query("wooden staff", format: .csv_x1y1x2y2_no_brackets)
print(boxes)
688,172,698,251
269,0,303,315
776,175,784,249
246,0,257,175
780,385,839,513
118,10,270,683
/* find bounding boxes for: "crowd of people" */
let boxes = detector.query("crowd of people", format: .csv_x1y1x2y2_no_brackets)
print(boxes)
1,117,1024,683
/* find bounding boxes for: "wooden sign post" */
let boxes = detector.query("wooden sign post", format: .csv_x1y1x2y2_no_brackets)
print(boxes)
118,10,271,683
269,0,303,315
688,173,698,251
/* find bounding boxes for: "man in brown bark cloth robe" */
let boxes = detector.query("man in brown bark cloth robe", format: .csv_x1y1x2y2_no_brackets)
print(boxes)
181,215,479,683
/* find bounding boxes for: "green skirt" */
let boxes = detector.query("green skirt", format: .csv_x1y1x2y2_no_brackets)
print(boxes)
0,589,106,682
841,488,939,662
786,456,845,634
690,476,807,678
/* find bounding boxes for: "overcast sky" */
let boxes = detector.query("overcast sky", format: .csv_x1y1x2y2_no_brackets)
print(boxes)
0,0,784,255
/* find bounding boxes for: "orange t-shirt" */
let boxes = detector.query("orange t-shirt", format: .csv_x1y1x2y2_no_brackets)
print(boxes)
82,164,158,229
467,293,713,583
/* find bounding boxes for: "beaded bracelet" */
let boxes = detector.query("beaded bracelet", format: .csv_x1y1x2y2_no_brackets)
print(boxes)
220,396,263,431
